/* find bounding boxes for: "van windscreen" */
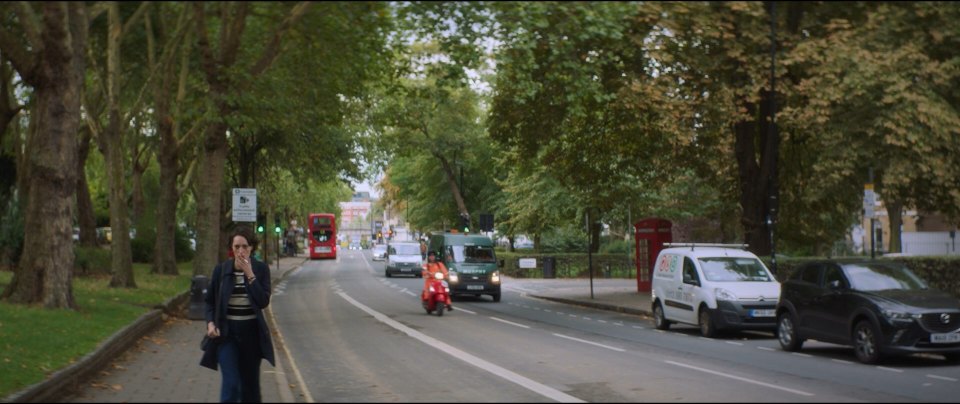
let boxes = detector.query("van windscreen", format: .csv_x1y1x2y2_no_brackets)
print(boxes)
448,245,496,263
697,257,772,282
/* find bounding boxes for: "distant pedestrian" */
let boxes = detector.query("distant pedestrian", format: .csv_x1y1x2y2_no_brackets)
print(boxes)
202,226,275,402
420,239,428,260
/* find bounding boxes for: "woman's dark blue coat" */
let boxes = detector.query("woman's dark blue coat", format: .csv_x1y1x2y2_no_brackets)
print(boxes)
200,258,275,370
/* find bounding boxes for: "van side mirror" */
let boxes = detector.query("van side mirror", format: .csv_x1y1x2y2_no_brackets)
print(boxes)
828,280,843,290
498,259,504,268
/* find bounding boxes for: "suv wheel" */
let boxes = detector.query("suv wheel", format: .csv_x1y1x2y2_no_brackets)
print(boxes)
777,312,803,351
853,320,882,364
699,307,717,338
653,301,671,330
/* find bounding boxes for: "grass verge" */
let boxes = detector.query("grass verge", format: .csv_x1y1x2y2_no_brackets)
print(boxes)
0,262,191,398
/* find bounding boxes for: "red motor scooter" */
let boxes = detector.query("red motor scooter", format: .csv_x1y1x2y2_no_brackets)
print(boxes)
421,269,450,316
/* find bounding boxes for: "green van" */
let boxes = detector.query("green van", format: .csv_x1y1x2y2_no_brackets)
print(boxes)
428,232,503,302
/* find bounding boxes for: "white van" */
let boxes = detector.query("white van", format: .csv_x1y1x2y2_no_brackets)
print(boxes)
385,242,423,277
650,244,780,337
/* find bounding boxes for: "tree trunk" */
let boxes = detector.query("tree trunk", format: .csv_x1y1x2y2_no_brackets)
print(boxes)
434,152,469,220
130,157,147,224
192,121,229,276
2,2,88,308
104,3,135,288
76,128,98,247
190,1,311,275
734,102,769,255
151,4,191,276
886,198,903,254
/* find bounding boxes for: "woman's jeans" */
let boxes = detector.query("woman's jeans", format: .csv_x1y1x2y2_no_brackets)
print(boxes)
218,319,262,402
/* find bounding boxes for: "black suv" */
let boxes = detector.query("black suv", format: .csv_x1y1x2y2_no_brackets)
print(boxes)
776,260,960,364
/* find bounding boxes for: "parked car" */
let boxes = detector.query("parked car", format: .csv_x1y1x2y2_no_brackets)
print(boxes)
776,260,960,364
651,244,780,338
349,241,361,251
372,244,387,261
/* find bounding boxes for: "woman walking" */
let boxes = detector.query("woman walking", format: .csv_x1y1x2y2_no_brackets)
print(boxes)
203,226,275,402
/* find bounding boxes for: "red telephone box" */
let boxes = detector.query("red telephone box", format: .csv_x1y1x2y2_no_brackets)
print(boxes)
634,218,672,292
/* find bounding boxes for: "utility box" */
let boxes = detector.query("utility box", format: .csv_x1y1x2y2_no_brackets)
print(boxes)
542,256,556,279
189,275,208,320
634,218,672,292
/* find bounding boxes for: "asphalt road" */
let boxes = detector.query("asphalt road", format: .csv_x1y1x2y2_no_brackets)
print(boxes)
270,249,960,402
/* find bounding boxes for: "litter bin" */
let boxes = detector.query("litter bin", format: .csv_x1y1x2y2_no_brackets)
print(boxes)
188,275,208,320
542,256,556,279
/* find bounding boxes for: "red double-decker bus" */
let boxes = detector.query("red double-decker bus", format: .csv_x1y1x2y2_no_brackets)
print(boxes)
308,213,337,259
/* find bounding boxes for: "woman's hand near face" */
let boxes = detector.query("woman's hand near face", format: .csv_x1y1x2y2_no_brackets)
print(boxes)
232,235,255,278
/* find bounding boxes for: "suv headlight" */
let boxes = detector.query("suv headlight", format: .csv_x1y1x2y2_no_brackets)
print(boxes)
491,271,501,284
882,309,920,325
448,271,459,283
715,288,738,301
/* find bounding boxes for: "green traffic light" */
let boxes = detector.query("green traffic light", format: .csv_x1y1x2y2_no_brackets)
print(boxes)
257,225,264,233
274,226,281,234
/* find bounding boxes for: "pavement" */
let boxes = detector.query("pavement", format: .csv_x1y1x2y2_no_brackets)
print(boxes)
8,257,652,403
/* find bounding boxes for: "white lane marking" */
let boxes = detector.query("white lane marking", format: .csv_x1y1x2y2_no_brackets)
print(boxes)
877,366,903,373
831,359,853,365
926,374,958,382
790,352,812,358
490,317,531,329
336,292,585,403
725,341,743,346
583,317,592,321
613,322,623,327
569,314,578,318
456,307,477,315
268,303,315,403
404,290,417,297
632,325,644,330
552,333,625,352
757,346,775,351
597,320,607,324
665,361,814,397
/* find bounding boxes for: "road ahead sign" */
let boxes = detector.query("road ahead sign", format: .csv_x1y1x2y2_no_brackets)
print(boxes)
232,188,257,222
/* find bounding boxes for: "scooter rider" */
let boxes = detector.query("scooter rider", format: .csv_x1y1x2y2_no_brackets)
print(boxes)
422,250,453,311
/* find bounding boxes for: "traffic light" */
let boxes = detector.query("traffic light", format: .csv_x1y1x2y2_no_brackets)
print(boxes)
479,213,493,232
459,213,470,233
257,214,265,233
274,214,282,234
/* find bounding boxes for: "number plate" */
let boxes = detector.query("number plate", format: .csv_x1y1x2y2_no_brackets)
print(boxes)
930,333,960,344
315,247,331,253
467,285,484,290
750,309,775,318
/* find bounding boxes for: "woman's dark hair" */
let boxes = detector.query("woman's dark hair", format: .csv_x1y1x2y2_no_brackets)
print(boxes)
229,226,259,252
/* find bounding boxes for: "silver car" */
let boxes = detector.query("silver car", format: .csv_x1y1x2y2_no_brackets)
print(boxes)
372,244,387,261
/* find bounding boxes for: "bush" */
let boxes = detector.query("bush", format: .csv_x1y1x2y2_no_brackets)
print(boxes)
0,190,23,268
174,226,195,262
131,234,154,263
74,246,111,276
599,238,631,254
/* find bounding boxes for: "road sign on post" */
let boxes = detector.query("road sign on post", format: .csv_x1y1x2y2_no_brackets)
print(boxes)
232,188,257,222
863,184,876,219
